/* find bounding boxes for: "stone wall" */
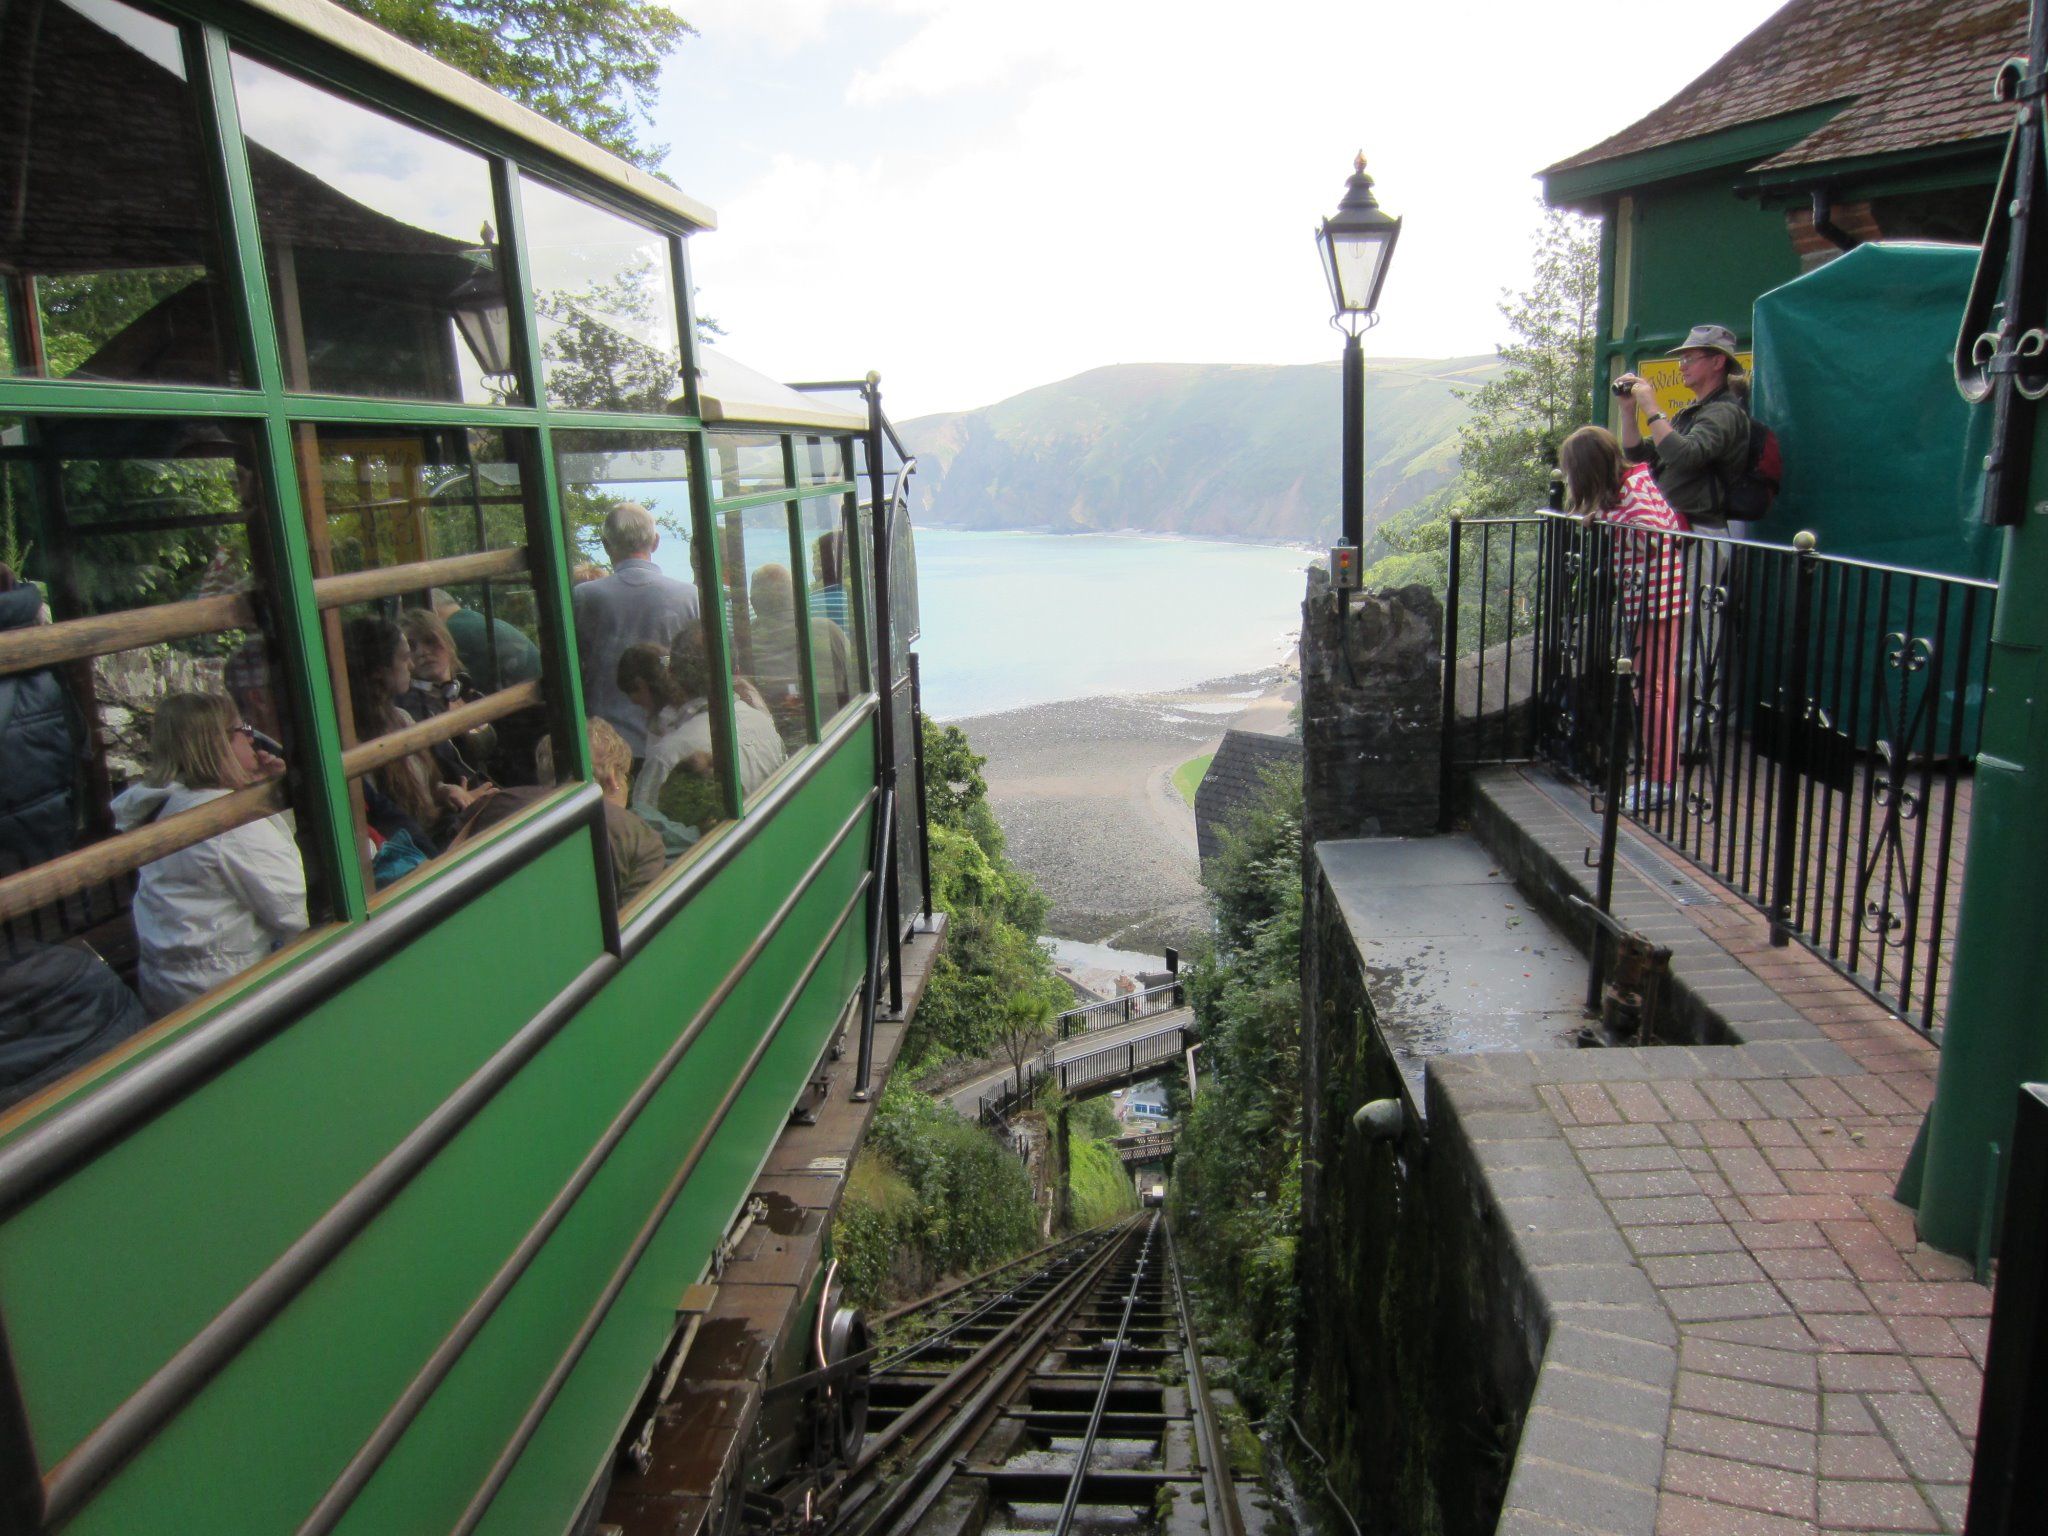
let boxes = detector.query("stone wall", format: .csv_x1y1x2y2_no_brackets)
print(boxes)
1299,569,1441,845
1295,861,1543,1536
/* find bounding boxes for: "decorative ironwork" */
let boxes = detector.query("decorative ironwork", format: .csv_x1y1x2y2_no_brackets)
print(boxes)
1956,6,2048,524
1444,511,1996,1033
1855,632,1938,943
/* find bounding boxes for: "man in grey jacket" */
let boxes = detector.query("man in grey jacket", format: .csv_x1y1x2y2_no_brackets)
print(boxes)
1617,322,1750,530
571,502,701,757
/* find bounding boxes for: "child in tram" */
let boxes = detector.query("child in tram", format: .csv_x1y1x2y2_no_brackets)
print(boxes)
111,692,308,1017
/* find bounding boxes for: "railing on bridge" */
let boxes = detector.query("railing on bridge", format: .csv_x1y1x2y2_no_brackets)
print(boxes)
978,1018,1191,1126
1056,977,1183,1039
1110,1130,1176,1166
1444,511,1994,1034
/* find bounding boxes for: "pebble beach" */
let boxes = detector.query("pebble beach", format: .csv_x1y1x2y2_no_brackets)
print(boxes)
955,665,1298,955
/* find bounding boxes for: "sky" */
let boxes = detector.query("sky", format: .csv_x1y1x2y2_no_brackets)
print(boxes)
648,0,1787,420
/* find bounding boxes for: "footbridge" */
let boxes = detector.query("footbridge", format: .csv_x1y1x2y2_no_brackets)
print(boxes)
972,1009,1196,1126
1111,1129,1176,1166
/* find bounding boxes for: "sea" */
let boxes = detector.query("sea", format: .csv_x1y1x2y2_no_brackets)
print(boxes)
908,529,1311,720
650,524,1313,723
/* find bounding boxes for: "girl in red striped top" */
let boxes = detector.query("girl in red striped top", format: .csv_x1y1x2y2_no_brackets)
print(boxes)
1560,425,1693,801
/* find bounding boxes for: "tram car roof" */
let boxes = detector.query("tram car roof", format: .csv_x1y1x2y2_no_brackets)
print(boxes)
698,349,869,433
241,0,718,231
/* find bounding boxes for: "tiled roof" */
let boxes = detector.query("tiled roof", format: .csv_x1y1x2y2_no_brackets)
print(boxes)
1544,0,2022,179
1193,729,1303,868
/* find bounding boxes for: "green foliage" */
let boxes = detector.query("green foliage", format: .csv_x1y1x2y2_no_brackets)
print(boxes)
1362,209,1597,595
831,1078,1040,1309
1454,207,1600,521
334,1,693,172
904,718,1063,1068
1171,762,1305,1415
1067,1133,1138,1229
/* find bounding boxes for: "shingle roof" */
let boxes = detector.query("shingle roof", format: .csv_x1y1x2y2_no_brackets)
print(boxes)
1194,729,1303,868
1544,0,2022,180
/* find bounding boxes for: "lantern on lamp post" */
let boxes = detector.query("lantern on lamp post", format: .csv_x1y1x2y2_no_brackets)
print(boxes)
1316,154,1401,552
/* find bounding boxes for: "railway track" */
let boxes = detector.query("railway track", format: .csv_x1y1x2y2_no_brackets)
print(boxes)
824,1214,1254,1536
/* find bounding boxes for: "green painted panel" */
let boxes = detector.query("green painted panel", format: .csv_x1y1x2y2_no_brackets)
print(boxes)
0,836,603,1467
477,921,870,1536
51,729,876,1534
1623,179,1802,360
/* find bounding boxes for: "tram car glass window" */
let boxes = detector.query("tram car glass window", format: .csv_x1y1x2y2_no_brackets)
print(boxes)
714,432,813,778
800,493,861,725
229,51,517,405
0,414,333,1088
0,0,241,386
553,427,736,885
519,178,683,414
293,423,565,896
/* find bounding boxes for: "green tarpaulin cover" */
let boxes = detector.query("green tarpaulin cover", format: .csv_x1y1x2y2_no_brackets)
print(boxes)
1751,242,1998,580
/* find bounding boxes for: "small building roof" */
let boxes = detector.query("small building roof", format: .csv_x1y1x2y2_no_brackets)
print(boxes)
1543,0,2022,186
1193,728,1303,868
243,0,717,230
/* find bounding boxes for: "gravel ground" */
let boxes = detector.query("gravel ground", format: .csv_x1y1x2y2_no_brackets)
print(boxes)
954,665,1297,952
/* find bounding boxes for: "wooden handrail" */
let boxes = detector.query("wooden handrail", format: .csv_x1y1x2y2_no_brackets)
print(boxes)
0,593,258,676
0,781,288,926
311,548,529,611
339,682,543,780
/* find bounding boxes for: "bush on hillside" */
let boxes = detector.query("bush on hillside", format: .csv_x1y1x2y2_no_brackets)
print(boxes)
832,1078,1039,1309
1170,761,1304,1414
904,721,1064,1069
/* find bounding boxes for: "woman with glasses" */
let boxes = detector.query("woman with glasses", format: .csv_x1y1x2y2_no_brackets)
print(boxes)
110,692,308,1017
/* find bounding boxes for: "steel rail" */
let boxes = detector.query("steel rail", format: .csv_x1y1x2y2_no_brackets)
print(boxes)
828,1220,1144,1536
870,1230,1116,1375
1168,1217,1248,1536
1052,1216,1157,1536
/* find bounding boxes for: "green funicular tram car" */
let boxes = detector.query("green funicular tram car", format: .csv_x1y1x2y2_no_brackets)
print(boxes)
0,0,934,1530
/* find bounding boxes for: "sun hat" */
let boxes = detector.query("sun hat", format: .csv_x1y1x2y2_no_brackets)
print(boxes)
1668,323,1742,361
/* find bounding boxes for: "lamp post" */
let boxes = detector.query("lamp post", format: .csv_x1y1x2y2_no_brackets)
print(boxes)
1316,154,1401,553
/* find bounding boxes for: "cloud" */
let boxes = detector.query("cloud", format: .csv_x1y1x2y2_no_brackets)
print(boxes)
677,0,1788,418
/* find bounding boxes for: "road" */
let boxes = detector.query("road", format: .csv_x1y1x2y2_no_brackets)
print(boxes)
944,1005,1193,1117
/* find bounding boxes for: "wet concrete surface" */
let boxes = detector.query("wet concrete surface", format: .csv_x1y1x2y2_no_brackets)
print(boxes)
1317,835,1586,1112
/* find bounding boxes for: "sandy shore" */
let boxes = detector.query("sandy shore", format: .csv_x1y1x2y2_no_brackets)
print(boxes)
952,665,1298,953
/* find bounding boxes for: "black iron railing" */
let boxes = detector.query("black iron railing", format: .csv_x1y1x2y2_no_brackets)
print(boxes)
978,1019,1191,1126
1445,511,1996,1034
1056,978,1183,1039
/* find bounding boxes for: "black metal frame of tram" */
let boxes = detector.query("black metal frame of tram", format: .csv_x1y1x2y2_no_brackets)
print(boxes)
818,1215,1250,1536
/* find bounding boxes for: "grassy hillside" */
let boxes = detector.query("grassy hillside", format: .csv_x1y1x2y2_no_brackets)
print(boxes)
899,356,1496,547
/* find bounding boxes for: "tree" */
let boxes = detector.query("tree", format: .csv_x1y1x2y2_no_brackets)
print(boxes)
335,1,693,172
1362,207,1599,591
1455,206,1600,519
997,991,1053,1096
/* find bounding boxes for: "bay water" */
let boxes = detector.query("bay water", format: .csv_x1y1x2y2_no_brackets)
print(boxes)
648,523,1310,723
909,529,1310,720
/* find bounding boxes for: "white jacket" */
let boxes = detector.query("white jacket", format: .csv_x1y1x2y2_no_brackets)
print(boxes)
632,699,786,815
110,782,309,1018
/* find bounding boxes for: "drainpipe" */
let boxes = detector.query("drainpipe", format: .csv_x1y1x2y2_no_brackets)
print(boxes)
1809,187,1861,252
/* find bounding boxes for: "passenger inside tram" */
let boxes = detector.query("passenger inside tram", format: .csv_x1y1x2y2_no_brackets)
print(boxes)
747,563,855,749
396,607,495,790
342,616,488,872
627,628,785,844
453,719,666,905
0,564,79,878
110,693,308,1018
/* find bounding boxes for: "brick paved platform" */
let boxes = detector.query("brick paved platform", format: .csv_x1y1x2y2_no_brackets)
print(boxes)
1441,770,1988,1536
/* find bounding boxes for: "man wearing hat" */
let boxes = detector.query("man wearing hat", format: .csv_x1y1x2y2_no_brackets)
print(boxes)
1616,323,1749,529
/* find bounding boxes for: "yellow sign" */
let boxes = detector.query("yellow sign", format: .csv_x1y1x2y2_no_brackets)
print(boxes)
1623,353,1754,428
